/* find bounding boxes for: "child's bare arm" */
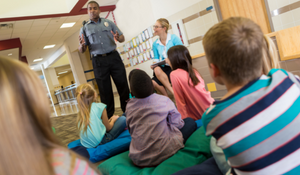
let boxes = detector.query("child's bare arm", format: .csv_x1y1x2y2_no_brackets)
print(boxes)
101,109,118,132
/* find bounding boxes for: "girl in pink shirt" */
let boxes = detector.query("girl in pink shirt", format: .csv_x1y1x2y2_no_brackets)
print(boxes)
166,45,214,120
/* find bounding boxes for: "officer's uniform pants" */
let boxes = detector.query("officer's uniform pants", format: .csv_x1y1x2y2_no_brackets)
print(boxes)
92,51,130,118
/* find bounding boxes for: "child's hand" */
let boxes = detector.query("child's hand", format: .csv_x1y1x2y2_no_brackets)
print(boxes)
109,115,119,123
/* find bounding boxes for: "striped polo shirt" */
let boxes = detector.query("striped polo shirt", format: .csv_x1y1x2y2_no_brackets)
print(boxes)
202,69,300,175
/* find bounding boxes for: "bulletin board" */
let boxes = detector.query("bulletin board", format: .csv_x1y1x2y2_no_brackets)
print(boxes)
116,26,155,67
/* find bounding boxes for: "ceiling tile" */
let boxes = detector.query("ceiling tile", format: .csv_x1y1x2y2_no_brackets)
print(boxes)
0,34,12,40
27,30,43,35
14,20,33,28
26,35,41,40
48,21,64,26
29,25,47,31
64,17,81,23
27,29,43,34
11,35,27,40
55,28,68,33
43,30,58,35
12,31,29,35
44,27,59,33
38,37,51,41
40,33,54,38
24,38,38,42
0,29,13,34
13,28,31,33
32,20,50,26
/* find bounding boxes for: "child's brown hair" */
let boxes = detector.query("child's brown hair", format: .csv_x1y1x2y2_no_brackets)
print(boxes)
203,17,264,84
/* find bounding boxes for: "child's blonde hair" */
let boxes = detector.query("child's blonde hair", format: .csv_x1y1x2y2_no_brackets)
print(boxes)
262,35,281,74
76,83,97,133
0,56,60,174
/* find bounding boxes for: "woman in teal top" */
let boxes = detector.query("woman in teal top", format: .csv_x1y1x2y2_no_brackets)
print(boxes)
76,83,126,148
151,18,183,97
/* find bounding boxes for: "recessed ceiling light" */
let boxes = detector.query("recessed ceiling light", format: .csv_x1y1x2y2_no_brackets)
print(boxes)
33,58,43,62
30,67,34,70
58,71,68,74
44,45,55,49
60,22,76,28
8,53,12,56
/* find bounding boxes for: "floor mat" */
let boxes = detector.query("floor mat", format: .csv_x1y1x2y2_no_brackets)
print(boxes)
50,107,124,147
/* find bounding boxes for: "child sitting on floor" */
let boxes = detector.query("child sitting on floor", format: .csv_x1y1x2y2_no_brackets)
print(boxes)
76,83,126,148
166,45,214,120
125,69,197,167
202,17,300,175
0,56,100,175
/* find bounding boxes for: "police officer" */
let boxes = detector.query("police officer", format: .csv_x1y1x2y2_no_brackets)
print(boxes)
78,1,129,118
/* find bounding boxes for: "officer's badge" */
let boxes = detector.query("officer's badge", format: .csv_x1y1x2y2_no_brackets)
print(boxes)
104,22,109,27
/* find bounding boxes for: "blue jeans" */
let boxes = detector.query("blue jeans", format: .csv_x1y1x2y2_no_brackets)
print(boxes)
100,115,126,144
172,157,223,175
180,117,197,143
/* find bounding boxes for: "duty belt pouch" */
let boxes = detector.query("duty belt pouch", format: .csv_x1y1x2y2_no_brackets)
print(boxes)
92,55,100,67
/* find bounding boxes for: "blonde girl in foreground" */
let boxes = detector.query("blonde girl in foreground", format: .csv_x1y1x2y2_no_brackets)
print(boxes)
0,56,100,175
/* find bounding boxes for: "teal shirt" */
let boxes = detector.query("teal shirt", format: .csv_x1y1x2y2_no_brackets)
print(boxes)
79,102,107,148
152,33,183,63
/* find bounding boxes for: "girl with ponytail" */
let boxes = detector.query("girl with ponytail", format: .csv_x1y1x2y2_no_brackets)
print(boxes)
76,83,126,148
166,45,214,120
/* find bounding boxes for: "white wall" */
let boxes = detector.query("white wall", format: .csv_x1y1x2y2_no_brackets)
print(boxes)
114,0,156,44
267,0,300,31
150,0,204,19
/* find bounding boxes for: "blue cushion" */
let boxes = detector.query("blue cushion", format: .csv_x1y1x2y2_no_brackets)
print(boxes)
196,119,203,129
68,129,131,163
68,120,201,163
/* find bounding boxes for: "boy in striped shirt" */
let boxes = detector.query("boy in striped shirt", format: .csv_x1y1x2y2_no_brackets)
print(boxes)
202,17,300,175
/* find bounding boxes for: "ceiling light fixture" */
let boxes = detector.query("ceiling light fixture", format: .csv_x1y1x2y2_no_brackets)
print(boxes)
44,45,55,49
30,67,34,70
60,22,76,28
8,53,12,56
33,58,43,62
58,71,68,74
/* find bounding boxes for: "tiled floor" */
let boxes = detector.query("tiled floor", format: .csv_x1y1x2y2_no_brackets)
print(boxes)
50,107,124,147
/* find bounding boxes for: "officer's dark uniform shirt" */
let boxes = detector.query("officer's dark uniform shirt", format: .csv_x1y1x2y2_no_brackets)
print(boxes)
79,18,123,55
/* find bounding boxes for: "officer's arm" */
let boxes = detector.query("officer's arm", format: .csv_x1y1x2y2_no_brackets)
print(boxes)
78,29,87,53
110,20,125,43
78,41,87,53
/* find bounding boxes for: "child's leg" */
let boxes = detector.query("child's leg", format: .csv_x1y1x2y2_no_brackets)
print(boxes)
100,115,126,144
179,117,197,143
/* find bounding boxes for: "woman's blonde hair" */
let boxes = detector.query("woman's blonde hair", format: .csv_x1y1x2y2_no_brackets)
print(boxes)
0,56,60,175
76,83,97,133
262,35,281,74
157,18,169,33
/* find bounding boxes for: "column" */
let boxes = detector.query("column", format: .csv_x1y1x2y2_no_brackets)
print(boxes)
64,43,87,85
41,64,58,116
